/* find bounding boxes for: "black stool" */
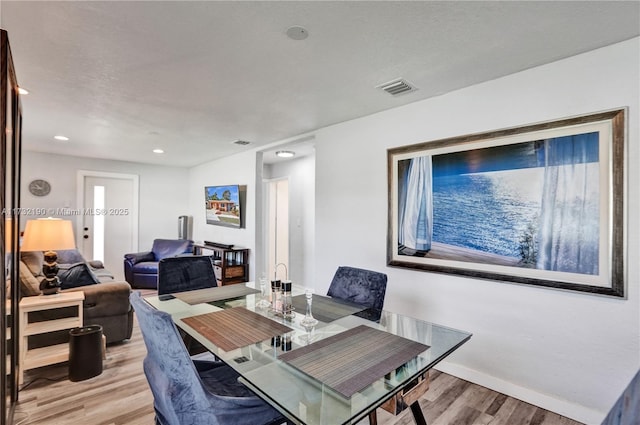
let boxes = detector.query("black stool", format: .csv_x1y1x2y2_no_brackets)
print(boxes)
68,325,103,382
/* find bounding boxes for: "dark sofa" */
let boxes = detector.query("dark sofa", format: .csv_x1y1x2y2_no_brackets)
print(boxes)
19,250,133,347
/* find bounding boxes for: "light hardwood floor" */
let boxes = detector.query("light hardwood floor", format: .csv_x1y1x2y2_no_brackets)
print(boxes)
14,317,585,425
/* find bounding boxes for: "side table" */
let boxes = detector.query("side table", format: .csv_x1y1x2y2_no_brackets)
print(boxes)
18,292,84,384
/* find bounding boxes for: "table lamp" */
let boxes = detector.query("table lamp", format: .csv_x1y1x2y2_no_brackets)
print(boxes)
21,218,76,295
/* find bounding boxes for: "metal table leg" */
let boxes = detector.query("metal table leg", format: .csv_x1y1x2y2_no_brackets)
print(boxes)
410,400,428,425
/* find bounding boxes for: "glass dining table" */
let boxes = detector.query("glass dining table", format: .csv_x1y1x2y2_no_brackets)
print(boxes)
144,283,472,425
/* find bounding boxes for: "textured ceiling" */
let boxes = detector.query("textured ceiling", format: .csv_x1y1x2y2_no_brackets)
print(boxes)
1,1,638,167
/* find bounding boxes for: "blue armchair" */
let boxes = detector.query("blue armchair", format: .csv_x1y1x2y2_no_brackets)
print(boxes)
130,291,286,425
124,239,193,289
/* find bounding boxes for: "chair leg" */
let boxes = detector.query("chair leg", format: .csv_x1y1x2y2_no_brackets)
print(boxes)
368,410,378,425
409,400,428,425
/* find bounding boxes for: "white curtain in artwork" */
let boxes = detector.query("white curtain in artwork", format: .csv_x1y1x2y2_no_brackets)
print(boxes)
536,134,599,274
399,156,433,251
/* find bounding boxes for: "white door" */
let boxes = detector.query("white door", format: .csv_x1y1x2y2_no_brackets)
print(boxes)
79,172,138,281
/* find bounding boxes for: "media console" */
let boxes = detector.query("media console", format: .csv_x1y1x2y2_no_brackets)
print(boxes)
193,242,249,286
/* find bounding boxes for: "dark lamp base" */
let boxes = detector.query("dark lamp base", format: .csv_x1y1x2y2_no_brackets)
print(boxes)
41,249,61,295
40,277,61,295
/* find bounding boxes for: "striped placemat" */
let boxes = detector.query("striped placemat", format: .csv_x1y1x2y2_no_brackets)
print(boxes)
174,285,259,305
291,294,365,322
279,325,429,398
181,307,293,351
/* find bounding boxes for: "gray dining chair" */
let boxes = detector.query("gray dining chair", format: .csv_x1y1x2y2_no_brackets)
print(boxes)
327,266,388,321
130,291,287,425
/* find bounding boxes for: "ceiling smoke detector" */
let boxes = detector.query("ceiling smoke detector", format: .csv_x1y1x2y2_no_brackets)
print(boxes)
233,140,251,146
376,78,418,96
286,26,309,40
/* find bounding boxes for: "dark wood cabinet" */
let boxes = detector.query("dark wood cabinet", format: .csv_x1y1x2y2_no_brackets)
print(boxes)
192,242,249,286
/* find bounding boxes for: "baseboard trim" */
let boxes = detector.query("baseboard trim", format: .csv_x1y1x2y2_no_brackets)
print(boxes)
435,361,604,425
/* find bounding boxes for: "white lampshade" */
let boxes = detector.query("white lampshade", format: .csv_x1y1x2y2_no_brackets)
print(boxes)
21,218,76,252
4,218,12,253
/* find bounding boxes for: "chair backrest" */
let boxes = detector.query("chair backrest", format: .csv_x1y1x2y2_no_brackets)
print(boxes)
157,256,217,295
130,291,218,425
151,239,194,261
327,266,388,318
601,369,640,425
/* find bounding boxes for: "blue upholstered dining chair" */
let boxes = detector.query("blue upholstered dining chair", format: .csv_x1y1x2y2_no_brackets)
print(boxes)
130,291,287,425
327,266,388,321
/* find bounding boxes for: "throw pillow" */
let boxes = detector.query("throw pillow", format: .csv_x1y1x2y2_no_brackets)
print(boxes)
21,251,44,277
56,249,86,265
58,263,100,290
18,261,41,296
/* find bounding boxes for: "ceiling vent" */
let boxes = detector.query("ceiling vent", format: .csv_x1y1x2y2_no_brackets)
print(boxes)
376,78,418,96
232,140,251,146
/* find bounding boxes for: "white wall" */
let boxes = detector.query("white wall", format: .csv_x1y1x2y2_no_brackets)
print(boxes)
312,38,639,424
21,151,190,251
184,38,638,423
189,150,258,278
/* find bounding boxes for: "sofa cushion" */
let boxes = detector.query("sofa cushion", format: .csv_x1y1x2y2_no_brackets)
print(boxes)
65,281,132,317
58,263,100,290
91,268,114,282
132,261,161,275
21,251,44,277
19,261,41,296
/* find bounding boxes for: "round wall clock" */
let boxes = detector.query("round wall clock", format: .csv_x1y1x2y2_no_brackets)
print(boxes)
29,179,51,197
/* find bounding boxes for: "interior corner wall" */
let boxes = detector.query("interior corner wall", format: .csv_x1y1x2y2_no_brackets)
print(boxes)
313,38,639,424
21,151,189,251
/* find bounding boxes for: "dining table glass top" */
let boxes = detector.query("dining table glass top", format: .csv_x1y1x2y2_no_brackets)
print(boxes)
144,283,471,425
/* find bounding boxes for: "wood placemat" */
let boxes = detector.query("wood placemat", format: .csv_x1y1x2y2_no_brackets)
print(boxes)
181,307,293,351
174,285,259,305
279,325,429,398
291,294,365,323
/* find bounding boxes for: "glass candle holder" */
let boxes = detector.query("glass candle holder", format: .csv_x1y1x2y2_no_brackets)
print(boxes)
256,273,271,308
300,288,318,328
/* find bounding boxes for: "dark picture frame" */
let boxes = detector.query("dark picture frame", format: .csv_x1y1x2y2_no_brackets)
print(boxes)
387,109,626,297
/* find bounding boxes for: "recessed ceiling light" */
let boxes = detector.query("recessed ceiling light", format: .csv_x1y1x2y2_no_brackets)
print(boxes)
54,135,69,141
18,87,29,95
153,148,164,154
276,150,295,158
286,26,309,40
